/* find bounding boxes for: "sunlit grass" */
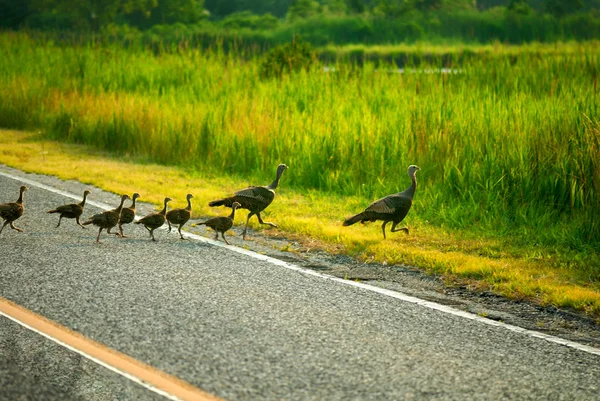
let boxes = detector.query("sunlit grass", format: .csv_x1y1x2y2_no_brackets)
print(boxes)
0,35,598,248
0,32,599,315
1,130,599,317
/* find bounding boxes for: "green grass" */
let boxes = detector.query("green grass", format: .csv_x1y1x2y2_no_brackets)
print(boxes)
318,40,600,64
0,32,599,314
1,33,598,247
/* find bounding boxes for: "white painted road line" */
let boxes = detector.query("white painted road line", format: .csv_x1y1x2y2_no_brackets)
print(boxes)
2,168,600,358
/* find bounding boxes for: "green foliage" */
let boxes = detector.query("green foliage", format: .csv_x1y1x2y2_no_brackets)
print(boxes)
2,0,600,44
29,0,158,30
220,11,279,30
196,11,600,45
324,0,349,14
413,0,444,11
143,0,206,25
204,0,293,18
346,0,366,13
259,37,317,78
0,33,599,252
20,0,206,30
372,0,414,17
287,0,322,21
23,11,82,30
0,0,30,28
544,0,583,18
507,0,532,15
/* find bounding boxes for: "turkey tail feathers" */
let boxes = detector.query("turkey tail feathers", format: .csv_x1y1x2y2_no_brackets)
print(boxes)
208,198,232,207
343,213,364,226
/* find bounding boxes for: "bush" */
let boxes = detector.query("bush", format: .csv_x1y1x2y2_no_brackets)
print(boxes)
220,11,279,30
259,36,317,79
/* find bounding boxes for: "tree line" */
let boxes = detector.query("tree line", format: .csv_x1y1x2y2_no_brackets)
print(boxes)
0,0,599,44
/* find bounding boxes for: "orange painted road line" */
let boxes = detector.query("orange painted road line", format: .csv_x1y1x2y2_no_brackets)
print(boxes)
0,296,223,401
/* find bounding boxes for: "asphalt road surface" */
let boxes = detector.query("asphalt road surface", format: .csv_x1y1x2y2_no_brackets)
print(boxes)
1,166,600,401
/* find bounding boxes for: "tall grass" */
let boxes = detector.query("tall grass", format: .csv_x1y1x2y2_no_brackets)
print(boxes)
0,32,599,251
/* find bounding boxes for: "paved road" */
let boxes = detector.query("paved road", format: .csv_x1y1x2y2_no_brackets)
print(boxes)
1,167,600,400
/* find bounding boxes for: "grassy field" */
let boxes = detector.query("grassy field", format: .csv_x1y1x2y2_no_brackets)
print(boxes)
0,32,599,316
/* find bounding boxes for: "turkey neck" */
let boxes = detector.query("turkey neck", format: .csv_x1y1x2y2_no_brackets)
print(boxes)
115,197,128,214
185,197,192,211
268,168,284,190
159,199,169,215
17,188,25,204
130,197,137,209
229,206,238,219
403,171,418,199
79,192,89,207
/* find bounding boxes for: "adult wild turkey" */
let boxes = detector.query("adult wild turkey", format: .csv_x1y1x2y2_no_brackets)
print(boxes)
343,165,420,239
0,185,28,235
118,193,140,237
209,164,287,239
82,194,130,243
166,193,194,240
47,190,91,228
135,197,171,241
196,202,241,245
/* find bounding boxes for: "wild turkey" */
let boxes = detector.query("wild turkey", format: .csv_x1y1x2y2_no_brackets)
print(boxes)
196,202,241,245
82,194,130,243
134,197,171,241
0,185,28,235
47,190,91,228
343,165,420,239
166,193,194,240
118,193,140,237
209,163,287,239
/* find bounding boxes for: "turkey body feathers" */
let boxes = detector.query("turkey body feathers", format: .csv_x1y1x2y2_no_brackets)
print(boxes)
47,190,90,228
0,185,27,235
118,193,140,237
0,203,24,225
166,208,190,223
343,194,412,226
134,197,171,241
208,164,287,239
166,194,193,239
137,213,165,228
197,202,240,245
343,165,419,239
83,211,119,228
47,204,81,216
82,194,129,243
208,186,274,211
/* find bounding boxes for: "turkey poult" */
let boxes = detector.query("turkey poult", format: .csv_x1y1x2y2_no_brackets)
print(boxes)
82,194,130,243
166,193,194,240
209,163,287,239
343,165,420,239
196,202,241,245
118,193,140,237
47,190,91,228
0,185,28,235
135,197,171,241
